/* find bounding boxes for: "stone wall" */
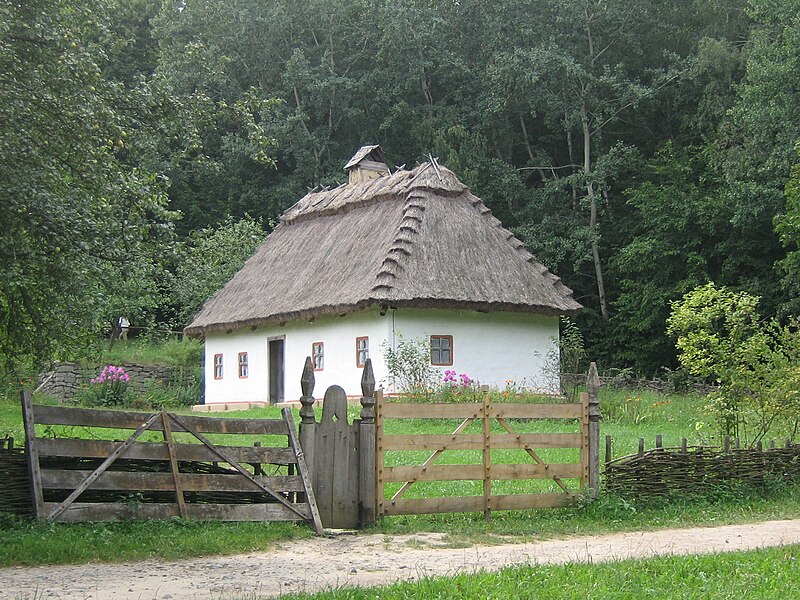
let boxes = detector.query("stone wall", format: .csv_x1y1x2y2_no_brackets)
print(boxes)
36,362,194,403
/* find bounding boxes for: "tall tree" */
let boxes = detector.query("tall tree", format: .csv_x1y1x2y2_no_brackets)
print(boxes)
0,0,174,370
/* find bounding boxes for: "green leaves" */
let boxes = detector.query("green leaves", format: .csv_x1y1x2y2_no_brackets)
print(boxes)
667,283,800,442
0,0,174,370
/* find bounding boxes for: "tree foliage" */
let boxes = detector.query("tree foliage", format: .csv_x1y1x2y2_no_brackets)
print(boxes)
4,0,800,381
667,283,800,443
0,0,174,371
169,216,267,328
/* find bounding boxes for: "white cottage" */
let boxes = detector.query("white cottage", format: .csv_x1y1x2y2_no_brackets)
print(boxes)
185,146,581,405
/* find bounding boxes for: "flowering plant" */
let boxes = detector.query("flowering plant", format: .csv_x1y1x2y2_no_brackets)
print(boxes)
435,370,478,402
84,365,131,407
443,369,473,387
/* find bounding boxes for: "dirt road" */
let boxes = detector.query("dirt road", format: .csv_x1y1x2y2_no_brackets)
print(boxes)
3,519,799,600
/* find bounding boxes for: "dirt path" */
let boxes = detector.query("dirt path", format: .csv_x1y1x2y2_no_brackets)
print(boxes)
3,519,800,600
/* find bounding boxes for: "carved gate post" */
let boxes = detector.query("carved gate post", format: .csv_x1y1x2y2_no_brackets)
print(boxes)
587,362,602,499
298,357,317,479
358,359,377,526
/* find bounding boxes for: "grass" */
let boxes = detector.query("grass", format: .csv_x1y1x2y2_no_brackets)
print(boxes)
280,544,800,599
1,384,799,566
0,514,311,566
93,337,203,368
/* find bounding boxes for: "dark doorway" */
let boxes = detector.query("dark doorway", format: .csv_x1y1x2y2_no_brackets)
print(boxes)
269,339,285,403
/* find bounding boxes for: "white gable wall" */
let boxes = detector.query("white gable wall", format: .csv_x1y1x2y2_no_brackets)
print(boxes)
202,307,560,404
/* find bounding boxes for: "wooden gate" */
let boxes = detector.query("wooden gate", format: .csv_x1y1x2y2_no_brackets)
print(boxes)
375,372,600,520
298,357,377,529
21,391,322,532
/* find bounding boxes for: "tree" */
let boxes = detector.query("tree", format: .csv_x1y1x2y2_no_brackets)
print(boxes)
776,150,800,311
0,0,174,372
667,283,800,443
169,216,267,327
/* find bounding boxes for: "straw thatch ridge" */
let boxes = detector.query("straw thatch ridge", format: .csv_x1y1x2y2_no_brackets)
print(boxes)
185,161,581,337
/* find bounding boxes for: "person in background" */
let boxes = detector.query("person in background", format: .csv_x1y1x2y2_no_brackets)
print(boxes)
118,316,130,341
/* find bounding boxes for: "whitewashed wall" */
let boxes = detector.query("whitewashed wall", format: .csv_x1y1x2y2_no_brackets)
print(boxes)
202,306,560,404
203,308,391,404
390,308,560,394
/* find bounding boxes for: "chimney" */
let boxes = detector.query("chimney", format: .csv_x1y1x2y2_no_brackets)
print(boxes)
344,145,390,185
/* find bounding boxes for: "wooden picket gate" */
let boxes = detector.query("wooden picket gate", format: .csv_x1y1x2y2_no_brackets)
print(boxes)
21,391,322,532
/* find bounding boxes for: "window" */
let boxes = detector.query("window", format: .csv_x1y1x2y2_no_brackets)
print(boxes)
356,336,369,368
213,353,224,380
312,342,324,370
238,352,249,378
430,335,453,366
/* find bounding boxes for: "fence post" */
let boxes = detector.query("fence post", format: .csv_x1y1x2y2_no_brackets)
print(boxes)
298,357,317,479
358,359,377,527
587,362,601,500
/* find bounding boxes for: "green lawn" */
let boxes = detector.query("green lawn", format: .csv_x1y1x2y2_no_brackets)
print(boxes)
279,544,800,599
1,385,799,566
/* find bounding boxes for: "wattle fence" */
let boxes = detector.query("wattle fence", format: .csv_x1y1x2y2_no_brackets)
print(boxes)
605,435,800,499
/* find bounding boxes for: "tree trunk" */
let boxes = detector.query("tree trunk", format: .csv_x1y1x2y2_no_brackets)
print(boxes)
582,108,609,319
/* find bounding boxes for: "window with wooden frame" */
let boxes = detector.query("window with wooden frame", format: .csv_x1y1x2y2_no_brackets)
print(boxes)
213,353,224,380
430,335,453,366
312,342,324,371
356,336,369,368
238,352,249,378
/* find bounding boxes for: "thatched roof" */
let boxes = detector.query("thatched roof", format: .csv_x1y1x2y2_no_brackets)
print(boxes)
185,157,581,337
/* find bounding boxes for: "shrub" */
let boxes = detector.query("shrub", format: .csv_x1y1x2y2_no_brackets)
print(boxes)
382,336,440,398
667,282,800,444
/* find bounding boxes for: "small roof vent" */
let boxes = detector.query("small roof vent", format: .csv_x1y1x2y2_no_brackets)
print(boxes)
345,144,390,185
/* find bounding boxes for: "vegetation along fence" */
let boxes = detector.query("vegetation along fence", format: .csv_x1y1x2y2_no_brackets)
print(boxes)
21,391,322,532
604,435,800,500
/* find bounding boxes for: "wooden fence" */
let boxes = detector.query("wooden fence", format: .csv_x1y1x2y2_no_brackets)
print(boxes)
375,365,601,520
604,434,800,499
21,391,322,532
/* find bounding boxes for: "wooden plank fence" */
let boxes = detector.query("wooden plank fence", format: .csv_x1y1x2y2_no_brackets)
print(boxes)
374,364,602,520
21,391,322,532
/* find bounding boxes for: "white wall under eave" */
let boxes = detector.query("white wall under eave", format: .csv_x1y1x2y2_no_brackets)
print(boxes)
202,307,391,404
201,306,560,405
390,308,560,394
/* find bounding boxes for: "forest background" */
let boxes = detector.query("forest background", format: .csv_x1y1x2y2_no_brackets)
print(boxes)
2,0,799,380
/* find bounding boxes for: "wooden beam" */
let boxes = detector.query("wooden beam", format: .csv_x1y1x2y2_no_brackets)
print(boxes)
488,403,583,419
44,502,311,523
20,390,44,518
40,470,305,493
161,411,187,519
282,407,324,535
382,463,583,483
36,437,297,464
382,433,582,451
32,405,287,435
381,403,481,419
